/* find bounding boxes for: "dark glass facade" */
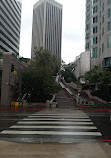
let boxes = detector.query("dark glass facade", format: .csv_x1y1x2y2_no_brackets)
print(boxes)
0,0,22,54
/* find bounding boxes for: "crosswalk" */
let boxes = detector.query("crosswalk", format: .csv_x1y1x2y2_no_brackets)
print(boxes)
0,110,102,143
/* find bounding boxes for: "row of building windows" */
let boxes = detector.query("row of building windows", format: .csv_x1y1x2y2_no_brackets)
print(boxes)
10,0,21,18
1,8,20,33
1,23,19,44
93,0,98,4
0,38,18,54
0,30,19,49
1,15,20,38
44,3,62,57
91,35,111,58
5,0,21,23
86,20,111,36
1,1,21,28
0,45,8,52
13,0,21,12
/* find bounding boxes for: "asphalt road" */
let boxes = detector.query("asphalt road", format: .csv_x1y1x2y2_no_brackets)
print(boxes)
0,109,111,144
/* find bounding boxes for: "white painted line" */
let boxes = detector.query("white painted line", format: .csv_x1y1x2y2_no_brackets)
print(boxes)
10,125,97,129
29,116,89,118
23,118,91,121
1,130,102,136
31,114,87,116
17,121,93,125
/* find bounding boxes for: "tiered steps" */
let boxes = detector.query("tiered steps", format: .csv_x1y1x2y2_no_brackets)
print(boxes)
56,89,76,108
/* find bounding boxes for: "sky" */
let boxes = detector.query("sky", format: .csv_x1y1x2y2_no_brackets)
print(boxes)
19,0,86,64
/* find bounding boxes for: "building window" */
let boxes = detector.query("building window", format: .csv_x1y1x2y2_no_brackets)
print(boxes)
93,37,98,44
107,0,111,5
93,0,98,4
91,47,98,58
102,15,104,24
93,26,98,33
86,33,89,39
93,16,98,23
100,11,101,18
100,21,101,29
102,27,104,36
108,8,111,18
86,42,89,49
102,3,104,12
102,43,104,53
102,57,111,67
108,21,111,31
107,35,111,48
86,24,90,30
93,6,98,14
87,5,90,12
86,14,90,21
100,0,101,7
87,0,90,3
99,47,101,56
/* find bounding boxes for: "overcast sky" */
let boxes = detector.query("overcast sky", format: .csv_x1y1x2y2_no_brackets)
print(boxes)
19,0,86,63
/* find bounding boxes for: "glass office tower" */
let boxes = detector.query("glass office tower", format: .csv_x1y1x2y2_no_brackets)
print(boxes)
0,0,22,55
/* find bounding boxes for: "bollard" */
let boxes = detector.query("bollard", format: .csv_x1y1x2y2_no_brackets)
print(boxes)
15,102,19,111
46,100,50,108
11,101,15,110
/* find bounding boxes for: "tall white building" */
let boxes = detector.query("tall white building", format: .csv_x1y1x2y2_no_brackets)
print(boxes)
31,0,63,58
0,0,22,55
85,0,111,69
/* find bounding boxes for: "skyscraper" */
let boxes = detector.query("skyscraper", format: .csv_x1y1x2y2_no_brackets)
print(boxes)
0,0,22,55
31,0,63,58
85,0,111,69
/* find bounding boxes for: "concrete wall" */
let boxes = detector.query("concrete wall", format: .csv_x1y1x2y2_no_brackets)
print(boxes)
80,51,91,76
74,57,81,79
91,58,100,69
74,51,91,79
1,53,24,107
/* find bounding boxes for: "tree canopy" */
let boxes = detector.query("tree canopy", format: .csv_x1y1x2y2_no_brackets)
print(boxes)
84,66,111,89
61,62,77,83
21,48,61,102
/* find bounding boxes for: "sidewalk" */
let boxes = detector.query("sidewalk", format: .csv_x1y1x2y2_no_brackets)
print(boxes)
0,140,111,158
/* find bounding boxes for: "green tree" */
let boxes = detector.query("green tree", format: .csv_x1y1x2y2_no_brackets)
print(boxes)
61,62,77,83
21,48,61,102
84,66,111,89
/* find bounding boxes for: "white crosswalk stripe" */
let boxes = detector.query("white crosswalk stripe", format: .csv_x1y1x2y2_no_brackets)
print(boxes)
0,111,102,143
10,125,97,129
17,121,94,125
1,130,102,136
23,118,92,121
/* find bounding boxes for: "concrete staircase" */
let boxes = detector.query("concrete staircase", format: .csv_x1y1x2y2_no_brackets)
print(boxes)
56,89,76,109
